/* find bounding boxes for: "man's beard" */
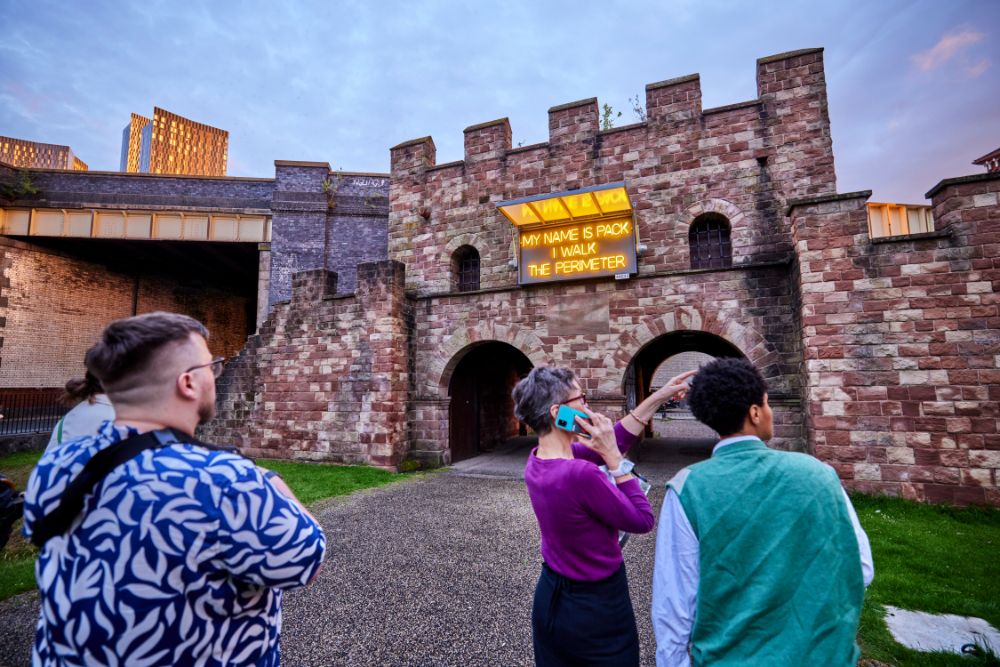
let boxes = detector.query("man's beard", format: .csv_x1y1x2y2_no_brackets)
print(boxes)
197,397,217,425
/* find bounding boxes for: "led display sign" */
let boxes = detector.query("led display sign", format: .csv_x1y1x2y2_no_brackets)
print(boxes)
497,183,638,286
518,216,637,284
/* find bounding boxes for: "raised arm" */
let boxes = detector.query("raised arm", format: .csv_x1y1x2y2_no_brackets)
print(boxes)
571,421,640,464
622,370,697,436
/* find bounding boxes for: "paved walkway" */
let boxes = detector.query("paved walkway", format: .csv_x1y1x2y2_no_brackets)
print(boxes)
0,438,712,667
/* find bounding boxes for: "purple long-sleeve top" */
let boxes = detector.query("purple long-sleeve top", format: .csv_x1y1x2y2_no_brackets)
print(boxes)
525,422,655,581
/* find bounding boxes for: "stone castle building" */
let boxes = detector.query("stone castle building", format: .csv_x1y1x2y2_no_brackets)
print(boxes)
2,48,998,505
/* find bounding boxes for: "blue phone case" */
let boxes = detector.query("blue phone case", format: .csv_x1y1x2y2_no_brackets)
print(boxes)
555,404,590,435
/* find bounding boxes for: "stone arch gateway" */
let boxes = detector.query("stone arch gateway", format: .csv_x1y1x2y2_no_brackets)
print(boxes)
195,47,1000,505
446,341,533,462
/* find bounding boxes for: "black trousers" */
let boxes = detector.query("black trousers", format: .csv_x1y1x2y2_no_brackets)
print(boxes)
531,563,640,667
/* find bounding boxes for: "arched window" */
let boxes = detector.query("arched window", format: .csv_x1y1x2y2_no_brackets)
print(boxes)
689,213,732,269
453,245,480,292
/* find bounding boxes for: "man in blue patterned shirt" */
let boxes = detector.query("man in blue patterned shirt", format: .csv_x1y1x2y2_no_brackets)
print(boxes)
23,312,326,666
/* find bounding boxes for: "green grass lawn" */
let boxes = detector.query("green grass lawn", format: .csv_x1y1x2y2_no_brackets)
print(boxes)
853,494,1000,666
262,458,399,504
0,450,43,600
0,450,403,601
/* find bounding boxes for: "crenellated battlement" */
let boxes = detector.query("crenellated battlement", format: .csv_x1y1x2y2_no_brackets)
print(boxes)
645,73,701,124
390,48,829,180
463,118,511,163
388,47,835,298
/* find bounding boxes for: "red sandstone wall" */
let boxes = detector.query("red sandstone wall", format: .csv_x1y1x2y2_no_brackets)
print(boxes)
790,175,1000,505
756,50,837,198
407,265,804,464
393,50,827,463
0,238,250,387
203,263,410,468
390,49,833,298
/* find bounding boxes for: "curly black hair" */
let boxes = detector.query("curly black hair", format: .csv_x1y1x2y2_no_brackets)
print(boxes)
688,357,767,437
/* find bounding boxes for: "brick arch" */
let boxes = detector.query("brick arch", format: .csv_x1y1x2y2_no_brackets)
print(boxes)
677,198,750,266
446,233,482,255
684,198,745,226
599,305,778,394
424,322,548,398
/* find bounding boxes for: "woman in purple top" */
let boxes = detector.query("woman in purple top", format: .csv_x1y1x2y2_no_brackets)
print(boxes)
514,366,695,667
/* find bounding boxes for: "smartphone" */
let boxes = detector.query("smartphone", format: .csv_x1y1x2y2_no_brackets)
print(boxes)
555,404,590,436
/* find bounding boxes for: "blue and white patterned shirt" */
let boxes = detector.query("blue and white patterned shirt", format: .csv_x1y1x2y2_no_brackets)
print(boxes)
23,421,326,667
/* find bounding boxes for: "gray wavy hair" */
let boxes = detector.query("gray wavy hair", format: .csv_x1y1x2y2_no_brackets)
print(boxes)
512,366,577,436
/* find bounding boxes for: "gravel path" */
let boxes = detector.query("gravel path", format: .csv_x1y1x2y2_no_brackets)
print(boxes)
0,441,708,666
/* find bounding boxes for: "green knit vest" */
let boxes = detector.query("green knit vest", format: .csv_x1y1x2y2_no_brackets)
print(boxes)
667,439,863,667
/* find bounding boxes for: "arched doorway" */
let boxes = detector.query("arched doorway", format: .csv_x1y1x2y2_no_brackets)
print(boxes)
648,350,717,440
625,330,743,409
448,342,533,462
623,331,743,450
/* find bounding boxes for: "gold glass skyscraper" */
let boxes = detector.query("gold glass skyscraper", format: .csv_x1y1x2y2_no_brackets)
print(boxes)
120,113,151,173
0,136,88,170
120,107,228,176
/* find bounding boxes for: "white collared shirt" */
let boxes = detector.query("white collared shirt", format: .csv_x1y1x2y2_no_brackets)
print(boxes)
651,436,875,667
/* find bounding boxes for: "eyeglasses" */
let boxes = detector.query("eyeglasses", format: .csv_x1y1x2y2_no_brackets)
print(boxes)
184,357,226,378
559,393,587,406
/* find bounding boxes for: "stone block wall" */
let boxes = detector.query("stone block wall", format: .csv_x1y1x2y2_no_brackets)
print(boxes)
199,332,262,449
407,262,804,464
18,169,275,212
203,261,410,468
389,48,834,298
391,49,828,464
756,49,837,198
790,173,1000,505
268,162,389,305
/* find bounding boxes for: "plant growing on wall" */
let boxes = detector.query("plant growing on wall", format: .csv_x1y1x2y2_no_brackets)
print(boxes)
629,94,647,122
0,170,40,202
322,170,345,209
599,96,646,130
601,103,622,130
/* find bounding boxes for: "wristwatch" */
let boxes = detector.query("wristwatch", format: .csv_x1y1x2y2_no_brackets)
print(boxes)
609,459,635,478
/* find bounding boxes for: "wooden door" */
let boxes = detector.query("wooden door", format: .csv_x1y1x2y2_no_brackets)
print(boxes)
449,364,480,462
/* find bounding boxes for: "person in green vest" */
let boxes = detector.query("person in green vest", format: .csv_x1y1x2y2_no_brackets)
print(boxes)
651,357,873,666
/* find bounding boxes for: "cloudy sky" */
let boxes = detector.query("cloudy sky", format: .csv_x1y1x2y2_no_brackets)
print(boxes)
1,0,997,203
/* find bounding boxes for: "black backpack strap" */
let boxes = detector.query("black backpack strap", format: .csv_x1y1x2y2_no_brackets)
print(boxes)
30,428,187,548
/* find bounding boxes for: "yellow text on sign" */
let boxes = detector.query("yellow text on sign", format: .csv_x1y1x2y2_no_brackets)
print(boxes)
520,219,632,249
555,254,628,275
518,216,636,284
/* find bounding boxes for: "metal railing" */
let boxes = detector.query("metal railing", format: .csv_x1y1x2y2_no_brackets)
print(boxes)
0,389,66,436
